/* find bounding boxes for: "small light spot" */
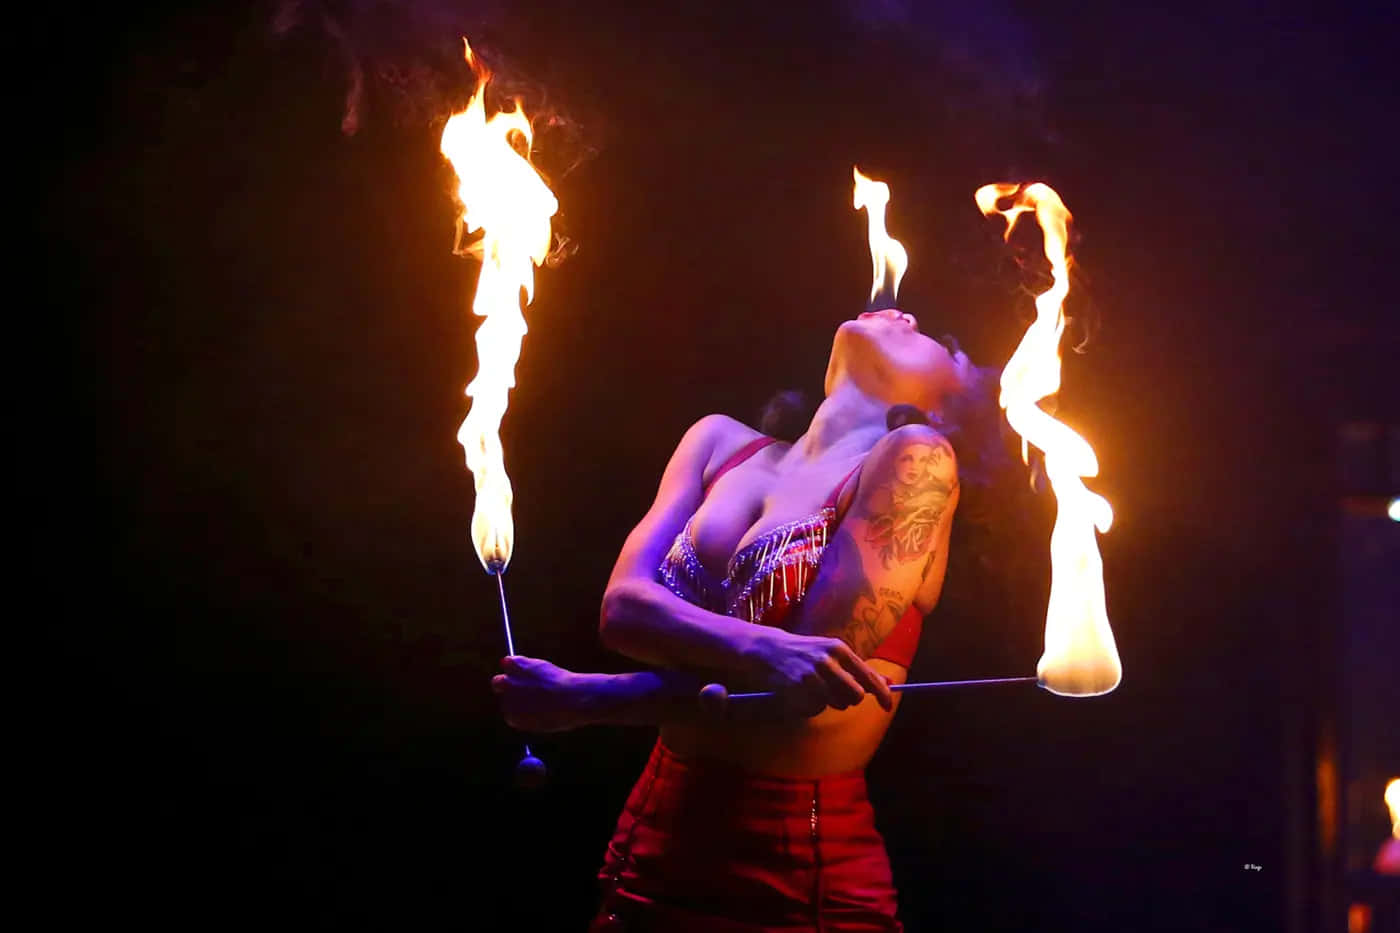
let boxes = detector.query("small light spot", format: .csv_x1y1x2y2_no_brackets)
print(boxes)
1389,497,1400,522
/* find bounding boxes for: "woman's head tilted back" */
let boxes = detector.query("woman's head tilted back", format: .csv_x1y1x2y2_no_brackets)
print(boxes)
761,313,1019,524
762,310,1011,478
824,309,973,416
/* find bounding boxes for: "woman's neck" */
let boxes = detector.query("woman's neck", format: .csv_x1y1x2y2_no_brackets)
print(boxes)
795,382,889,460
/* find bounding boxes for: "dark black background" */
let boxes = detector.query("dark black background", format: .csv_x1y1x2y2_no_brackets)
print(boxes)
49,1,1396,928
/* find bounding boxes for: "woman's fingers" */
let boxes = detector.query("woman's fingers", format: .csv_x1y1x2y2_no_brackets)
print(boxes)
492,660,591,732
760,632,895,715
818,658,867,709
831,641,894,711
500,654,564,682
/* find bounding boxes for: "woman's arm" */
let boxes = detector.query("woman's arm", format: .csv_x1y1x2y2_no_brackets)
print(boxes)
598,417,891,711
492,656,825,730
789,423,960,653
492,656,701,731
596,414,766,673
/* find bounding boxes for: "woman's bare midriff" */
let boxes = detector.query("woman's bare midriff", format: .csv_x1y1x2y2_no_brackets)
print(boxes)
660,658,909,777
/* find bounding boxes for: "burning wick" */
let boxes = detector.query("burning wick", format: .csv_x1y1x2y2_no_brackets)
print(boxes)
440,38,557,786
976,183,1121,698
441,37,557,575
853,166,908,312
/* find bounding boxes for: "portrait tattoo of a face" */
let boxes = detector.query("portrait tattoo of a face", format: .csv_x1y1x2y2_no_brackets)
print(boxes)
863,441,954,569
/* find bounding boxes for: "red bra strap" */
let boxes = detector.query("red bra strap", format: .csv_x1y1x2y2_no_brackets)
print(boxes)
703,436,778,498
823,464,863,512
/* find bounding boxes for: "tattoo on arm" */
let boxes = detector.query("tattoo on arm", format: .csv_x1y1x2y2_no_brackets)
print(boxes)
795,437,954,657
863,439,956,569
840,583,906,657
796,528,910,657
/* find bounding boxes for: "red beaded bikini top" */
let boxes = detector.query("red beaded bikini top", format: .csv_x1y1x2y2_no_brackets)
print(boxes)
657,436,923,667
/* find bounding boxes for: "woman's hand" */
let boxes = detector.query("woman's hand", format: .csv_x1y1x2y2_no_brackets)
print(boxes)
491,656,598,733
746,628,894,717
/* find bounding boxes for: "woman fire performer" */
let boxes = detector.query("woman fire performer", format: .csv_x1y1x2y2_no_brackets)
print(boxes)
493,307,1012,931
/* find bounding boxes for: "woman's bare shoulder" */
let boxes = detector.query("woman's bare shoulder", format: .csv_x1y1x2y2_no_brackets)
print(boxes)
684,413,760,444
646,415,762,495
835,424,957,517
678,414,765,469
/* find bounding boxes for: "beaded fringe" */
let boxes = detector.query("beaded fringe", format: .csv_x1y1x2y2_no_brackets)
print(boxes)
658,516,722,610
726,508,833,622
657,508,835,624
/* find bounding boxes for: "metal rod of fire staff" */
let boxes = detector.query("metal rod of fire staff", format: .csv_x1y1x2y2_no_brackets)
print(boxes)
487,561,546,785
700,676,1040,713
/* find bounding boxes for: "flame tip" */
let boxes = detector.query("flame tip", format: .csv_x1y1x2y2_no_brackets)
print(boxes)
853,167,908,305
443,34,555,572
989,180,1119,698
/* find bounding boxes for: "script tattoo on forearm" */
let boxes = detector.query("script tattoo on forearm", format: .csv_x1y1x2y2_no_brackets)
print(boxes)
863,439,956,569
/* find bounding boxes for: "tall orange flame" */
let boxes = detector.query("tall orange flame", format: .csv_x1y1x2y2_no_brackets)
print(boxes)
1387,778,1399,840
440,39,558,571
976,182,1121,697
853,166,908,307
